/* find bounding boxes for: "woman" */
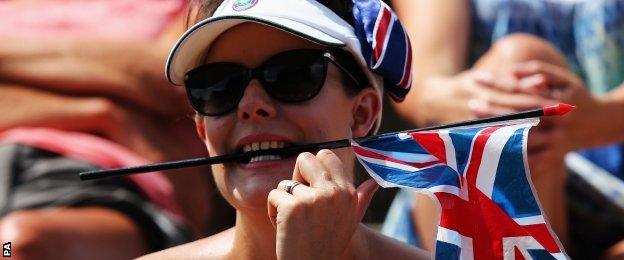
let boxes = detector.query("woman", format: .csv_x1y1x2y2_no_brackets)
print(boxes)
142,0,429,258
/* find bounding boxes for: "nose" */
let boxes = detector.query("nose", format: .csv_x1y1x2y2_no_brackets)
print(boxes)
237,79,277,121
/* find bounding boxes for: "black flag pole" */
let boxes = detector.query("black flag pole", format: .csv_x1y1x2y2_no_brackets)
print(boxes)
80,103,574,181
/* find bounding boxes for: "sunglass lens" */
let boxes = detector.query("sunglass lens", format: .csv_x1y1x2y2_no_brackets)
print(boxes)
262,50,326,102
186,64,248,116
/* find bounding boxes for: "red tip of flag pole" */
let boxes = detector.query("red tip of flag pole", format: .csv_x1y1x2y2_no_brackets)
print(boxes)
543,103,576,116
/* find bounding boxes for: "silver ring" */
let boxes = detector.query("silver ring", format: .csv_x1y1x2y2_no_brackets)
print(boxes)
284,181,302,194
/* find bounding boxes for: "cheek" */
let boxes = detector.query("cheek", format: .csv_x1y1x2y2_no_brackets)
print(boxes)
202,118,234,155
290,94,355,140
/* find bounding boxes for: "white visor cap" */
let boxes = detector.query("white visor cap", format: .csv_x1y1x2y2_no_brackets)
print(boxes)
165,0,384,132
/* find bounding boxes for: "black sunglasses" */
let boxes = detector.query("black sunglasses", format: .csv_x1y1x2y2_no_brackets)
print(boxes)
184,48,368,116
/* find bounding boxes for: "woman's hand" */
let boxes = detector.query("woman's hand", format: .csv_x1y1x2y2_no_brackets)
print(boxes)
462,69,557,118
267,150,379,260
513,61,603,152
411,69,554,125
469,61,594,171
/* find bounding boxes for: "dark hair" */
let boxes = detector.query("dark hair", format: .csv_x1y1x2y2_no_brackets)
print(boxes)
186,0,368,96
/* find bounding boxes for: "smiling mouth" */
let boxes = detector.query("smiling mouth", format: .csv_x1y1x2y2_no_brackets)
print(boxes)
238,141,294,164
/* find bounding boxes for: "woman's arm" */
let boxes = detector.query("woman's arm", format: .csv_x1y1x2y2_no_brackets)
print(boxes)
0,37,188,118
391,1,554,126
391,0,472,125
0,11,189,118
0,83,196,163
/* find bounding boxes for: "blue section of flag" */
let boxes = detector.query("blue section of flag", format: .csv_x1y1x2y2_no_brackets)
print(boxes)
527,249,558,260
491,128,541,219
435,241,462,259
448,127,482,175
357,134,429,155
361,161,459,189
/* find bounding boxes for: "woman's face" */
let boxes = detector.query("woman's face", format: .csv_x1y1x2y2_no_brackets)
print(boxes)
194,22,380,211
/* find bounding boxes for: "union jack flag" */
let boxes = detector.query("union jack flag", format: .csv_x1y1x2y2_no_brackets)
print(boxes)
352,0,412,101
352,119,567,259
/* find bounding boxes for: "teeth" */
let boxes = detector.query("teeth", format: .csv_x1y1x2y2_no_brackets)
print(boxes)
244,141,287,152
249,155,281,163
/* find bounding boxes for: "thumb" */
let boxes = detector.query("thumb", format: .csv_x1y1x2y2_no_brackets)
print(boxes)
355,179,379,221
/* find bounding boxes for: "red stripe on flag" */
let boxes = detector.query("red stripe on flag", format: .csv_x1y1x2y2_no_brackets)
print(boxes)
464,127,500,185
352,145,440,169
410,132,447,165
515,247,526,260
373,8,391,63
397,35,412,88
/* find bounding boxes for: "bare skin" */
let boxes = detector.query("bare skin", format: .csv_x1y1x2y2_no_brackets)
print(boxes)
0,5,212,259
393,0,624,254
140,23,430,259
0,208,149,260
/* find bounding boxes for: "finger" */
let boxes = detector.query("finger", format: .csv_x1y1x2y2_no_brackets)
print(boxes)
267,188,294,229
474,89,556,114
471,74,557,111
355,179,379,221
474,71,519,92
513,61,576,87
487,90,555,110
316,149,351,184
471,104,517,118
469,101,517,118
517,74,550,96
277,180,314,197
292,152,332,187
469,97,548,118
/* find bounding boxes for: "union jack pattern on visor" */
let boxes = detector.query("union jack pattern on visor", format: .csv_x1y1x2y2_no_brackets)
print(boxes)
352,0,412,101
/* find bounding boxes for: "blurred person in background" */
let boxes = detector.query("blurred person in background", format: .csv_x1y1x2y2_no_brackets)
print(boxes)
0,0,215,259
384,0,624,259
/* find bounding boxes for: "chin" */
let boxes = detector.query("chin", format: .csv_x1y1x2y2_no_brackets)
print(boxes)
217,162,295,211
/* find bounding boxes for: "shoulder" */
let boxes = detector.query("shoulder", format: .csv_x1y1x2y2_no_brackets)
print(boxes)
138,228,235,259
358,225,430,260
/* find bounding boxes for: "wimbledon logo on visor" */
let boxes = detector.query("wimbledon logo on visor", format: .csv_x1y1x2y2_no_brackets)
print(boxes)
233,0,258,11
